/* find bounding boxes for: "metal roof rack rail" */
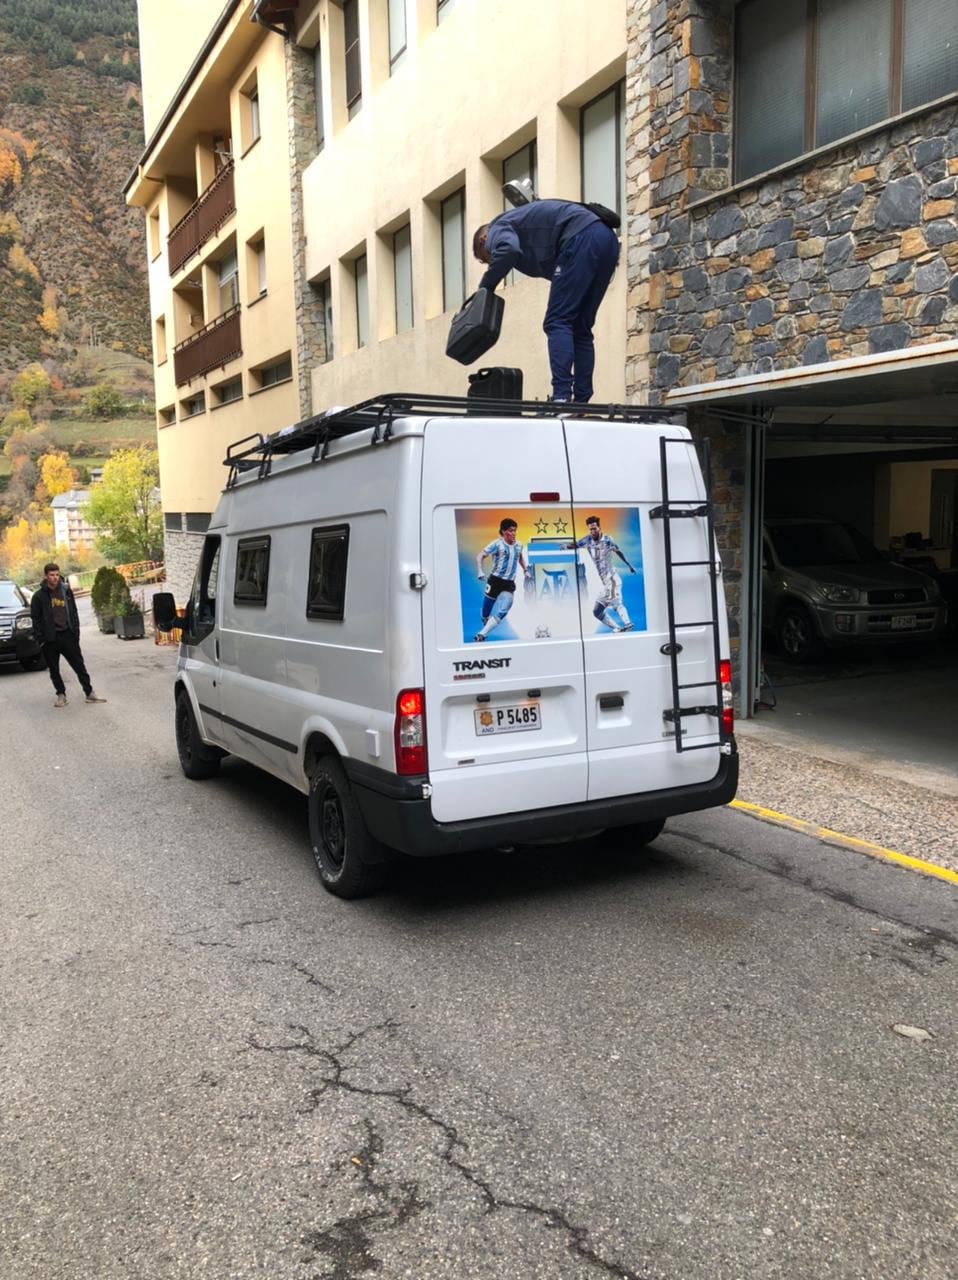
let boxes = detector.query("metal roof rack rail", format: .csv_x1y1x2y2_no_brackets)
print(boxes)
223,394,687,488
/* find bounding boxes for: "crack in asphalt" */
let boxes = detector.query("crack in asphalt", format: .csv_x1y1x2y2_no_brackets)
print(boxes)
300,1119,429,1278
237,916,280,929
250,957,335,995
246,1022,661,1280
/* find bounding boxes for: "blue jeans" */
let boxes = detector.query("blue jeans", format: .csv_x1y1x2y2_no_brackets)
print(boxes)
542,221,620,402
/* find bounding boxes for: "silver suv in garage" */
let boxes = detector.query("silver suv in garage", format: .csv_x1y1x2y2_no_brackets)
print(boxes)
763,518,948,663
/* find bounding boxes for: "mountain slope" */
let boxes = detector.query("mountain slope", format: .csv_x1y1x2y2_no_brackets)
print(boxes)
0,2,149,375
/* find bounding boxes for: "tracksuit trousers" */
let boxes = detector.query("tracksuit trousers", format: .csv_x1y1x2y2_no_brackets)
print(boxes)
542,221,620,403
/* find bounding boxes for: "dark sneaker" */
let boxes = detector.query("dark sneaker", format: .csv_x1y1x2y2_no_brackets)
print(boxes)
54,693,67,708
473,633,486,642
85,692,107,704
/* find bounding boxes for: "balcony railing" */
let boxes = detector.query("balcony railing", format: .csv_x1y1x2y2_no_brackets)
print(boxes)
167,161,235,275
173,305,242,386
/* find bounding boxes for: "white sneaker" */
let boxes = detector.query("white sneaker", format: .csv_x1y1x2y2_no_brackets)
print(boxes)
54,693,67,708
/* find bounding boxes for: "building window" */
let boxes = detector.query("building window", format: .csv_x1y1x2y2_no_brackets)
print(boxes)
181,391,206,418
248,86,261,144
218,249,239,315
502,141,537,285
148,207,161,259
254,356,293,390
247,236,266,300
437,0,461,20
581,82,625,217
393,223,413,333
316,277,334,361
354,252,369,348
314,44,325,151
441,188,465,313
234,535,270,606
735,0,958,183
155,315,167,364
212,376,243,406
344,0,362,118
307,524,349,620
388,0,407,67
186,512,211,534
159,405,176,427
164,511,183,531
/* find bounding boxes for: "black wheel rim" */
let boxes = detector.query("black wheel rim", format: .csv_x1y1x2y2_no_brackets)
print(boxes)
319,784,346,870
176,701,193,764
781,613,807,658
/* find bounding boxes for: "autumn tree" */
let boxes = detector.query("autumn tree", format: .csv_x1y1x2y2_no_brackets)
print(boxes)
84,382,124,418
37,286,61,337
84,446,162,562
38,451,76,501
11,364,51,408
0,408,32,439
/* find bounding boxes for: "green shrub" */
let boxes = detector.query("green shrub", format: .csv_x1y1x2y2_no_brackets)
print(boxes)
83,383,125,418
91,565,125,617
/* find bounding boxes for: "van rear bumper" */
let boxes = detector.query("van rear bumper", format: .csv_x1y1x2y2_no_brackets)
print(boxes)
347,749,738,858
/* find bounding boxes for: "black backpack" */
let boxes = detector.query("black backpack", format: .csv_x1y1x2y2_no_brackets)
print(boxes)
583,201,621,231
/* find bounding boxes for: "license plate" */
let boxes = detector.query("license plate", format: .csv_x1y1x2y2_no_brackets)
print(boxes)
474,701,541,736
891,615,917,630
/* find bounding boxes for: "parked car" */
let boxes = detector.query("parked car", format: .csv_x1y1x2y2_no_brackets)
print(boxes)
154,395,738,897
763,517,948,663
0,579,44,671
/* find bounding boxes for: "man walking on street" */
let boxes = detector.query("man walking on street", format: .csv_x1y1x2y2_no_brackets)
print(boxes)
30,563,106,708
473,199,620,404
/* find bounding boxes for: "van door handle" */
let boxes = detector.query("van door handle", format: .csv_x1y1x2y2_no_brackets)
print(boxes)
599,694,624,710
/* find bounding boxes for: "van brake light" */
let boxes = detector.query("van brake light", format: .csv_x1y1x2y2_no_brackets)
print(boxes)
395,688,427,775
719,659,734,737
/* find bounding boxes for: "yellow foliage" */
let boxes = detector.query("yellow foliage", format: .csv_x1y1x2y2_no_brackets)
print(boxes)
9,243,40,283
0,211,21,241
0,145,23,189
0,515,54,577
38,306,60,336
40,452,75,499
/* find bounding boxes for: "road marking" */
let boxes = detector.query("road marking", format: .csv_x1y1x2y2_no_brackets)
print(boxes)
729,799,958,887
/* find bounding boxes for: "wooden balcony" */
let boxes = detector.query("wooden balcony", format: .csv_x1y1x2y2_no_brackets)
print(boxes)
167,161,235,276
173,305,242,386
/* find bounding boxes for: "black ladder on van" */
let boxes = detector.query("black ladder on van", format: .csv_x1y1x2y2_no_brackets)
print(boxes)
650,435,725,753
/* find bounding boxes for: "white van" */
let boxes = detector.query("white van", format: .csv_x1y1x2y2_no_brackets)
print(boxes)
153,395,738,897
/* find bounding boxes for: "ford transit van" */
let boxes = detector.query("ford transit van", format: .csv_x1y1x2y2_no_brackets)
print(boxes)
154,395,738,897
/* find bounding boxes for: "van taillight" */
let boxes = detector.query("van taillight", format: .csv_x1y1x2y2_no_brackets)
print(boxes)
719,659,734,737
395,688,427,775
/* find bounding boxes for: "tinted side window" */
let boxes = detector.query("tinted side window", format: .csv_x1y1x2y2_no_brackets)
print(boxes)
189,535,221,640
234,535,270,606
307,525,349,620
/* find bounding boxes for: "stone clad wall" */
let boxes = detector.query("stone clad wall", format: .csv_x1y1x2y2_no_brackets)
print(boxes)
163,528,204,608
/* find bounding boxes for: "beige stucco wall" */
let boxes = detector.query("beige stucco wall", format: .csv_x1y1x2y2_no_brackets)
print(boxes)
300,0,627,411
887,459,958,553
137,0,220,139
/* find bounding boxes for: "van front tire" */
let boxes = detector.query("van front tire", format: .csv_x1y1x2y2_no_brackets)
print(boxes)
175,692,222,780
308,756,388,898
619,818,666,848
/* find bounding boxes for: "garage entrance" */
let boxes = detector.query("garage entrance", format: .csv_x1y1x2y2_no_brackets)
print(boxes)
665,341,958,791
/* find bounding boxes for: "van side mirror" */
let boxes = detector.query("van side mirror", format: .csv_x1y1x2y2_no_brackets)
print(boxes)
152,592,178,632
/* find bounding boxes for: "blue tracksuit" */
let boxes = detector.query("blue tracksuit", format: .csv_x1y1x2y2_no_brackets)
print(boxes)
478,200,620,403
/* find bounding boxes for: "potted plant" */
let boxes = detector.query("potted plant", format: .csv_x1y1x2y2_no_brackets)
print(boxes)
91,565,123,634
111,578,145,640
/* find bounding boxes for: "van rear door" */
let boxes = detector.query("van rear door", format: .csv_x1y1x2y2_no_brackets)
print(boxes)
420,417,588,823
563,419,722,802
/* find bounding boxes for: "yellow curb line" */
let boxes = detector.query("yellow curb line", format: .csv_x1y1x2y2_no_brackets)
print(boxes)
729,799,958,888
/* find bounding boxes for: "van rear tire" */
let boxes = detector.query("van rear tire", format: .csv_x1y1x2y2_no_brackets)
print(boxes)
175,691,222,780
308,756,388,899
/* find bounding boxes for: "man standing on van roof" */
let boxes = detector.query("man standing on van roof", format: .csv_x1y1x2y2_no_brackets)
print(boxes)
30,563,106,708
474,518,530,642
473,199,619,405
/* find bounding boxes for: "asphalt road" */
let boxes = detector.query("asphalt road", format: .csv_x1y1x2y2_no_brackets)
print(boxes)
2,622,956,1280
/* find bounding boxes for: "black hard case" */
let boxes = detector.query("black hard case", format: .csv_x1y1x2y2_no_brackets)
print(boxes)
467,366,524,401
445,288,504,365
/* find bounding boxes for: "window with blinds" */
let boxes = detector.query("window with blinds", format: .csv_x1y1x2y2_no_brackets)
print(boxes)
344,0,361,118
735,0,958,182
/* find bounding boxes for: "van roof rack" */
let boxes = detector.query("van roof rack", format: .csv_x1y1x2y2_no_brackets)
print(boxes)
224,393,687,488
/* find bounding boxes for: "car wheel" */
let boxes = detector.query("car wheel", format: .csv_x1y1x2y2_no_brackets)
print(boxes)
777,604,824,663
175,691,222,780
19,653,46,672
308,756,388,899
619,818,666,848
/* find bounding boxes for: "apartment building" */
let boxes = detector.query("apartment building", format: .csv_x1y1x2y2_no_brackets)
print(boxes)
627,0,958,714
51,490,96,555
127,0,630,600
126,1,301,597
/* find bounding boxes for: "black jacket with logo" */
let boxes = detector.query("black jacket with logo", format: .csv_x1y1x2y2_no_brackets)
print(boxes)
30,581,81,642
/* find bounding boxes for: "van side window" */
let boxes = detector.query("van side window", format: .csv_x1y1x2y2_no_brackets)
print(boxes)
307,524,349,620
234,535,271,606
189,535,221,640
